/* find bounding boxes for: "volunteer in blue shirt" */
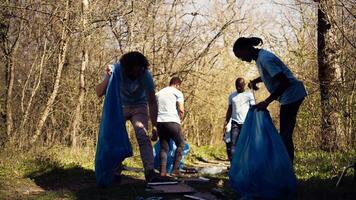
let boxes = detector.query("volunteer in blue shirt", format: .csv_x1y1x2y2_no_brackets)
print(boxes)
96,51,158,182
232,37,307,163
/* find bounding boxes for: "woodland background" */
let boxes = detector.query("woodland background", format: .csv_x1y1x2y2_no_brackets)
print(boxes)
0,0,355,153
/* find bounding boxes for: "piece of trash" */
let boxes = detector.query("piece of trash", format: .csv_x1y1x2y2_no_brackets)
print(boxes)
135,196,163,200
198,177,210,181
182,167,198,174
184,194,207,200
184,192,219,200
147,181,178,186
182,177,209,183
149,183,195,194
146,197,163,200
199,166,225,175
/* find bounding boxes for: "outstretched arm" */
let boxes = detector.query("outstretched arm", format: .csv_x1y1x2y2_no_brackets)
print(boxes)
256,72,290,110
249,77,262,90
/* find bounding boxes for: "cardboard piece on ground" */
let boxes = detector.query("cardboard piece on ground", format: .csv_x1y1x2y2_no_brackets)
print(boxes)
148,183,195,194
147,181,178,186
184,192,219,200
183,176,210,183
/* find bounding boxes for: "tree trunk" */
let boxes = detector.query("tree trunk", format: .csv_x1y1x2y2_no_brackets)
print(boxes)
4,10,22,138
317,1,340,151
67,0,89,148
31,0,71,144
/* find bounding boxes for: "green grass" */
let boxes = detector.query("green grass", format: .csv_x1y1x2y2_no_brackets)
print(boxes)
0,145,355,200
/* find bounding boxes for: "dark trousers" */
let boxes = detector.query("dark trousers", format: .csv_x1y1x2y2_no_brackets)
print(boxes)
227,121,243,162
280,98,304,163
157,122,185,173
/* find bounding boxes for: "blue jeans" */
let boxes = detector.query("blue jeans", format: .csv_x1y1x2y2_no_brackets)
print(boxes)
280,98,304,163
227,121,243,162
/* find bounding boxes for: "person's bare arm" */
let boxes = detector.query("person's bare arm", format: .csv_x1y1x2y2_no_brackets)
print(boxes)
147,91,158,127
147,91,158,141
96,76,109,97
248,77,262,90
223,105,232,132
256,72,290,110
96,65,113,97
177,101,185,120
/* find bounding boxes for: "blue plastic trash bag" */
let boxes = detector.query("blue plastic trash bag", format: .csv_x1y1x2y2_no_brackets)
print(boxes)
95,64,133,187
153,140,190,173
229,106,296,199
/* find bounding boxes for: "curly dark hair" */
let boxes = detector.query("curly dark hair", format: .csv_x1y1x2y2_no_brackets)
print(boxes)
119,51,149,71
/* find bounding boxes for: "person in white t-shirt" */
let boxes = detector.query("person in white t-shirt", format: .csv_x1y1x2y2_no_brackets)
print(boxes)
232,36,307,163
223,77,255,162
156,77,185,177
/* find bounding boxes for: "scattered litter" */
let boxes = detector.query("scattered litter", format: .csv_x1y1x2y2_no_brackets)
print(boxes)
147,181,178,186
198,177,210,181
135,196,163,200
182,176,210,184
182,167,199,174
184,192,218,200
148,183,195,194
199,166,225,175
184,194,207,200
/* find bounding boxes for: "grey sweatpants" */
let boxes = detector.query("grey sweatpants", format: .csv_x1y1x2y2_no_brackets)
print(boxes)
123,105,154,170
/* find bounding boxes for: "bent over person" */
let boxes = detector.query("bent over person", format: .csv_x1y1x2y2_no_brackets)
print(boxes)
233,37,307,163
156,77,185,177
96,51,158,182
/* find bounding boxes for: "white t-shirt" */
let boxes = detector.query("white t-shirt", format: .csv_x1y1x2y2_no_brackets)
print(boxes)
228,91,255,124
256,49,307,105
156,86,184,124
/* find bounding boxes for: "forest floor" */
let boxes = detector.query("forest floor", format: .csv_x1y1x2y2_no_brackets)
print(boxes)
0,145,355,200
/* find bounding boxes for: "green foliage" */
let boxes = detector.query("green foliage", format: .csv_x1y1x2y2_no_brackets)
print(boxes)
187,145,227,163
295,150,356,180
1,145,355,200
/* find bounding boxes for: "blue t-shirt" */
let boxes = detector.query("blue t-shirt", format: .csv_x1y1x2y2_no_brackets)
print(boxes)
113,63,155,106
256,49,307,105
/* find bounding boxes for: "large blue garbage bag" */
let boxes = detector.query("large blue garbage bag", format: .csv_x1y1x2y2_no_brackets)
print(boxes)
229,106,296,199
153,140,190,173
95,64,133,187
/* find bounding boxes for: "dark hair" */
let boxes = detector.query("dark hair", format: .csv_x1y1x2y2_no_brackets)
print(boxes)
119,51,149,71
233,37,263,52
235,77,245,85
169,77,182,86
